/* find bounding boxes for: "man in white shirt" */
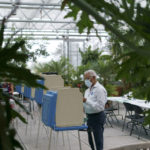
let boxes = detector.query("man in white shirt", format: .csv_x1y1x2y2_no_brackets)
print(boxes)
83,70,107,150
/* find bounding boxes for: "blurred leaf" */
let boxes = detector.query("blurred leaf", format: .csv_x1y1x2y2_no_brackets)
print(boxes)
61,0,69,10
0,17,46,150
77,12,94,34
79,46,100,65
11,109,27,124
0,18,5,48
64,3,80,20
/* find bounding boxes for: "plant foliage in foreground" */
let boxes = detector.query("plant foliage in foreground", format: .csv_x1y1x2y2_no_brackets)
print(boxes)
61,0,150,124
0,18,45,150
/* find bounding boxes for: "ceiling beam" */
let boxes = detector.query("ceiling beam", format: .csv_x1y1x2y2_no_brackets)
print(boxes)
0,5,63,10
0,2,62,7
0,18,76,24
4,33,108,37
4,36,86,41
4,28,106,33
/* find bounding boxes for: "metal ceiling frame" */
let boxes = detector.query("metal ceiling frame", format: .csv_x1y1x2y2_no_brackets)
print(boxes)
0,1,67,26
4,33,108,37
0,0,109,67
0,1,62,6
0,18,77,24
0,0,108,40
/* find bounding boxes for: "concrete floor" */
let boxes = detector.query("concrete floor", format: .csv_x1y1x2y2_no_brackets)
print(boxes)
15,103,150,150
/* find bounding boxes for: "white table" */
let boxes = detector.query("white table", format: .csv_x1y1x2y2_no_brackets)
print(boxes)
107,97,150,109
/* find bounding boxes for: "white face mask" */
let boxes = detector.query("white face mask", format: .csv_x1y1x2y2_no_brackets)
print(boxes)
85,79,92,88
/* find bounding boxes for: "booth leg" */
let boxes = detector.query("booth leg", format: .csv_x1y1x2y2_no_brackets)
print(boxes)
78,130,82,150
25,114,28,135
56,131,59,148
57,131,59,142
35,118,41,148
67,131,71,150
48,128,52,150
62,132,65,146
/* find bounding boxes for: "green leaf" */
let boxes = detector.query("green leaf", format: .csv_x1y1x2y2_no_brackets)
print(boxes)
76,12,94,34
61,0,69,10
64,3,80,20
13,139,24,150
11,109,27,123
0,18,5,49
12,96,30,115
0,18,48,149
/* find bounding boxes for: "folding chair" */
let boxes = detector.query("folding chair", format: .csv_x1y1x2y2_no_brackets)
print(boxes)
105,101,119,127
122,102,135,131
130,105,148,139
105,110,113,127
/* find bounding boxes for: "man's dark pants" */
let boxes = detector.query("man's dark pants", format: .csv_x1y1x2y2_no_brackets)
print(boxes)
87,111,106,150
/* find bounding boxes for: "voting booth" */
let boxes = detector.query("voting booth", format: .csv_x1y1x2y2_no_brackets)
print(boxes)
42,88,84,127
15,85,22,94
15,75,89,150
34,74,64,104
41,88,87,150
24,86,31,99
41,74,64,94
55,88,84,127
40,74,84,127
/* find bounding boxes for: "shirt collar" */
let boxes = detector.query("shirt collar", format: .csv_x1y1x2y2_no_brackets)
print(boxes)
90,81,99,90
93,81,99,87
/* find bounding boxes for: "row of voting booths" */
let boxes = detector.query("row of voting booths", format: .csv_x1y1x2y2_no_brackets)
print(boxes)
41,74,84,127
15,74,88,150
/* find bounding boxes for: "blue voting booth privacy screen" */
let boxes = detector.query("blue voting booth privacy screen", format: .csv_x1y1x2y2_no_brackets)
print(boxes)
15,85,22,94
42,92,57,128
15,80,44,104
24,86,31,99
34,80,44,104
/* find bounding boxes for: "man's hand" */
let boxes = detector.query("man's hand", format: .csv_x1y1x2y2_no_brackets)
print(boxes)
83,98,87,103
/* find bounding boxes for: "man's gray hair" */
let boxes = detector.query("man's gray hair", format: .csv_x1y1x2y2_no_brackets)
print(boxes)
84,70,97,78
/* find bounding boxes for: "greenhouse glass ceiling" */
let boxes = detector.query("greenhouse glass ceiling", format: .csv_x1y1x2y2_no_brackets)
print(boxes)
0,0,107,40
